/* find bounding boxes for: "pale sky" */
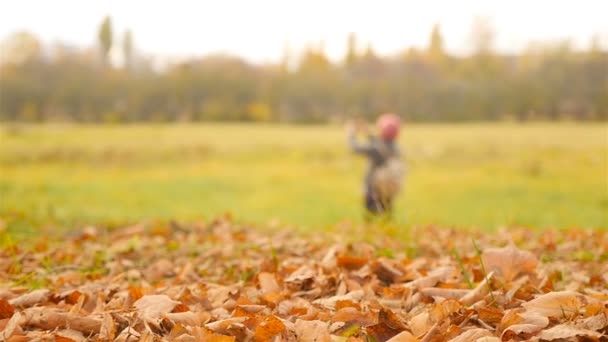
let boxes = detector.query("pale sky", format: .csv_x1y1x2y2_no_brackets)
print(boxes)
1,0,607,63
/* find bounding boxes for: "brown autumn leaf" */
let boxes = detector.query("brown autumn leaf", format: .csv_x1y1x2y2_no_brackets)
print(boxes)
164,311,201,326
0,312,22,340
446,328,493,342
98,312,116,340
294,319,331,342
128,286,144,301
536,323,603,340
258,272,281,294
366,322,403,342
337,255,368,270
8,289,50,308
475,306,503,324
0,298,15,319
500,311,549,337
191,326,237,342
332,307,376,327
254,315,285,342
521,290,585,318
133,294,180,325
385,331,418,342
55,329,86,342
21,307,102,335
481,245,538,281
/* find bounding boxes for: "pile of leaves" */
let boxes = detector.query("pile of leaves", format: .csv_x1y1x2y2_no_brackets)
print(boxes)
0,219,607,341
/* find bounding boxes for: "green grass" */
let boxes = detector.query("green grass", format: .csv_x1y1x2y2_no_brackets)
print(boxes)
0,122,606,234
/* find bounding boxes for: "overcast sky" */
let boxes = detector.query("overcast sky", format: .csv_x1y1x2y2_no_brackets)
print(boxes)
1,0,607,63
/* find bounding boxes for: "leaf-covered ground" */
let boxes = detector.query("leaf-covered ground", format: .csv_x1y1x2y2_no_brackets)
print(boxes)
0,220,607,341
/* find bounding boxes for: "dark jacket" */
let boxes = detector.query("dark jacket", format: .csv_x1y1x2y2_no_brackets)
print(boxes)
348,132,401,195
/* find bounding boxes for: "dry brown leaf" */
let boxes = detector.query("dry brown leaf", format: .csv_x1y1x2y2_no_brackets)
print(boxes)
258,272,281,294
446,328,493,342
405,267,453,289
429,299,461,322
8,289,50,308
500,310,548,337
366,322,403,342
337,255,368,270
521,290,585,318
284,265,316,290
55,329,86,342
115,327,141,342
164,311,201,326
373,259,405,283
98,312,116,340
386,331,419,342
481,245,537,281
313,290,365,309
133,294,180,324
332,307,375,327
0,299,15,319
475,306,503,324
574,313,608,331
0,312,22,340
22,308,102,335
254,315,285,342
536,323,603,340
294,319,331,342
474,337,500,342
419,288,469,300
409,312,430,338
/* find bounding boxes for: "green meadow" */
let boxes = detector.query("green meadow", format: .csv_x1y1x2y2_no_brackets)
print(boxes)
0,123,606,235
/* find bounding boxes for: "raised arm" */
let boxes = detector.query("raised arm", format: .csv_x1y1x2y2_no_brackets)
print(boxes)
347,129,374,155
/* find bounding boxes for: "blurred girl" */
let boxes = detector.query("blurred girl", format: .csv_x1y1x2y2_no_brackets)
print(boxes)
347,113,404,219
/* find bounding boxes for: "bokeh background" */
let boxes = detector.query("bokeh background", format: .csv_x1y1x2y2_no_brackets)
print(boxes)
1,1,607,234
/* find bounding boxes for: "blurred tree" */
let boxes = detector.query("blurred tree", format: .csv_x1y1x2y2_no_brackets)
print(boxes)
1,21,606,123
122,29,133,70
345,32,358,67
98,16,113,66
0,31,42,65
427,23,446,66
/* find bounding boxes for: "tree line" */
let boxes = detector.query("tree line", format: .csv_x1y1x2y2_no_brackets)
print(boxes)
1,16,606,123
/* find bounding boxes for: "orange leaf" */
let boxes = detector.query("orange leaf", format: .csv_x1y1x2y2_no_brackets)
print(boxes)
66,291,83,305
337,256,368,270
54,337,76,342
366,322,402,342
0,298,15,319
172,303,190,313
254,315,285,342
128,286,144,301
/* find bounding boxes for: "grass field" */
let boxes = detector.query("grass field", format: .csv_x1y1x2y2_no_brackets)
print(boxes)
0,122,606,235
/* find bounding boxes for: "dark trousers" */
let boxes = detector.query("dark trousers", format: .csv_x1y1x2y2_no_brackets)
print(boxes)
364,192,393,220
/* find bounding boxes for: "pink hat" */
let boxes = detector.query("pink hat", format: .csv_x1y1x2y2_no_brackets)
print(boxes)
377,113,400,140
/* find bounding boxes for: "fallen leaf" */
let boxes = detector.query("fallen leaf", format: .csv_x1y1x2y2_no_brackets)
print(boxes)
521,291,585,318
258,272,281,294
133,294,180,325
294,319,331,342
481,245,537,281
8,289,50,308
386,331,418,342
254,315,285,342
447,328,493,342
536,324,603,340
0,299,15,319
500,311,548,337
0,312,22,340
